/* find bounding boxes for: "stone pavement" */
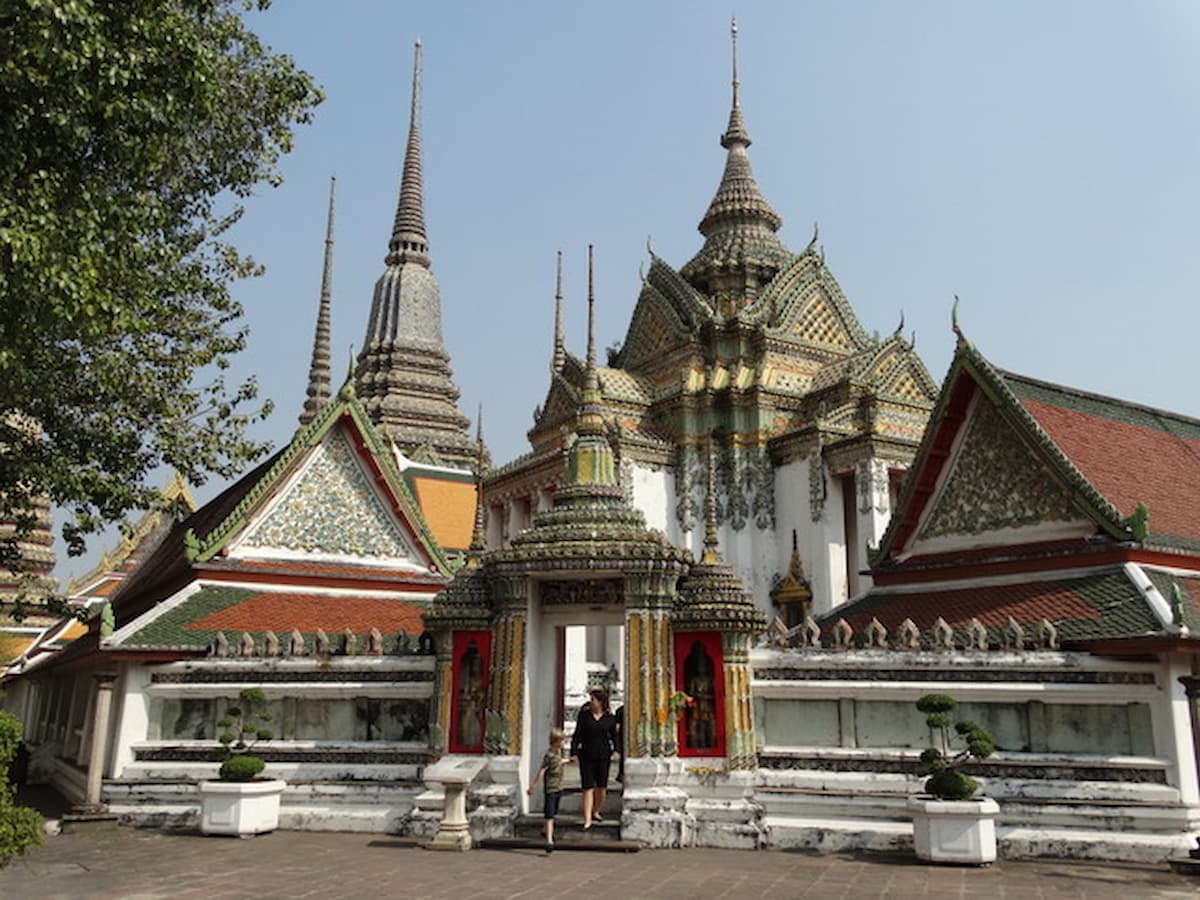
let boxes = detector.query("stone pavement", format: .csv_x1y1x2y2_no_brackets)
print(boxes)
1,825,1197,900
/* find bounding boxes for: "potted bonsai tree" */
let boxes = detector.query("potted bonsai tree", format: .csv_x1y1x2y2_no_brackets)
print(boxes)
198,688,286,837
906,694,999,864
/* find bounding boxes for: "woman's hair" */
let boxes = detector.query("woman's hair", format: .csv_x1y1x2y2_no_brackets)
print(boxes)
588,687,610,713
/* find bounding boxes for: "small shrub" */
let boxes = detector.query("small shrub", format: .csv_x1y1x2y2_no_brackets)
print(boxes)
0,712,42,867
914,694,995,801
218,754,265,782
216,688,273,783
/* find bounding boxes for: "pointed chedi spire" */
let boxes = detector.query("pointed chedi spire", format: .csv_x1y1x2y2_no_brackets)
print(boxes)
562,245,619,492
681,18,791,306
552,250,565,373
300,177,337,427
389,39,430,268
355,39,475,469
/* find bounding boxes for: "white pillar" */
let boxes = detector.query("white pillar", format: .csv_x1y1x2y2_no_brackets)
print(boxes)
1162,655,1200,805
109,665,152,777
84,672,117,809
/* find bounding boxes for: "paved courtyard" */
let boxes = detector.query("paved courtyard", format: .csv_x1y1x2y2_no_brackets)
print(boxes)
0,824,1196,900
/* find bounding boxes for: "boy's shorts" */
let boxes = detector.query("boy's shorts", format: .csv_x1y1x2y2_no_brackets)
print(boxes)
543,789,562,819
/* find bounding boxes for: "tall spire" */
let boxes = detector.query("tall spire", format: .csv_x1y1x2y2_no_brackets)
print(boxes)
680,19,789,302
355,39,475,469
300,176,336,427
552,250,565,373
388,40,430,268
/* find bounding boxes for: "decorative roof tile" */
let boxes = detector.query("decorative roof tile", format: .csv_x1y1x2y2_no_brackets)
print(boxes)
120,585,426,650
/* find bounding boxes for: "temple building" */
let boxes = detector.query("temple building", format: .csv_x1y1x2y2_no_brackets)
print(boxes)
483,24,936,623
3,25,1198,863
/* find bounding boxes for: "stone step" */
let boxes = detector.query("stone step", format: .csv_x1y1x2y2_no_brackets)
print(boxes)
757,769,1182,804
514,814,622,842
998,824,1199,863
762,814,1198,863
105,779,421,808
480,836,640,853
120,761,420,783
757,787,1196,833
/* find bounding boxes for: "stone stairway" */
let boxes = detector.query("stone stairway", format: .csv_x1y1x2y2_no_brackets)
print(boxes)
757,763,1200,862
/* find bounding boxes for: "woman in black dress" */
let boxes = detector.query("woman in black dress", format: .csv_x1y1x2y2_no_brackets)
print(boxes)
569,687,618,829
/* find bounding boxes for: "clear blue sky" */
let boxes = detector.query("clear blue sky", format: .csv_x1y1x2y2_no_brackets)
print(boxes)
57,0,1200,583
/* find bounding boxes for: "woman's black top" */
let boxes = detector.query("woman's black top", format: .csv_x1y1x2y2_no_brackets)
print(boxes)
571,708,617,760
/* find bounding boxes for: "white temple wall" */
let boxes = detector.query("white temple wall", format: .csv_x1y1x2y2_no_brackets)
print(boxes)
628,462,674,540
740,646,1200,860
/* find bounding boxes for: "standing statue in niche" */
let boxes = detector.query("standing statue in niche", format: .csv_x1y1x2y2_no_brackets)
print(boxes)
684,641,717,750
457,641,485,750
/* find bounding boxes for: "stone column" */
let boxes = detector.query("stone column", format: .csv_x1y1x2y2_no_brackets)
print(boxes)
722,632,757,769
624,574,676,757
485,576,528,755
83,672,117,810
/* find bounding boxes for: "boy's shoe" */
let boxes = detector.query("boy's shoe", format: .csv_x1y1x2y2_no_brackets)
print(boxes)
545,840,554,853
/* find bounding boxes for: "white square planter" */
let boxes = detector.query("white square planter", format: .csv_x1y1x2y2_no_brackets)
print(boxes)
907,796,999,865
198,779,286,837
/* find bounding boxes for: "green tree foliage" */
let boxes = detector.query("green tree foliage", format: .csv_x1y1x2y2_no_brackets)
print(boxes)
0,712,42,867
0,1,322,595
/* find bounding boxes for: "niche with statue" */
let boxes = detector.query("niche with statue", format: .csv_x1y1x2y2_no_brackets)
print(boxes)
673,631,726,757
448,630,491,753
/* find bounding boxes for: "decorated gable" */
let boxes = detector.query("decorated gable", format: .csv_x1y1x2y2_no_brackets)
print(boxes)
618,281,696,373
231,427,431,568
910,393,1092,554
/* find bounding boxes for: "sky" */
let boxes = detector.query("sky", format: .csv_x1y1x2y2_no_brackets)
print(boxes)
56,0,1200,584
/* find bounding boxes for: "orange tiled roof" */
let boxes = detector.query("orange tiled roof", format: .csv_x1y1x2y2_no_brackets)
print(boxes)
1019,395,1200,547
186,592,424,636
410,477,476,551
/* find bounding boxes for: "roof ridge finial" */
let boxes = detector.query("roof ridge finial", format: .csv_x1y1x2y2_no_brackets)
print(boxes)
552,250,565,373
701,434,721,563
300,176,336,427
386,39,430,268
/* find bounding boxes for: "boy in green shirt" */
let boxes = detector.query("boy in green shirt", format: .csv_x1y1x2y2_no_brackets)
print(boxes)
526,727,566,852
